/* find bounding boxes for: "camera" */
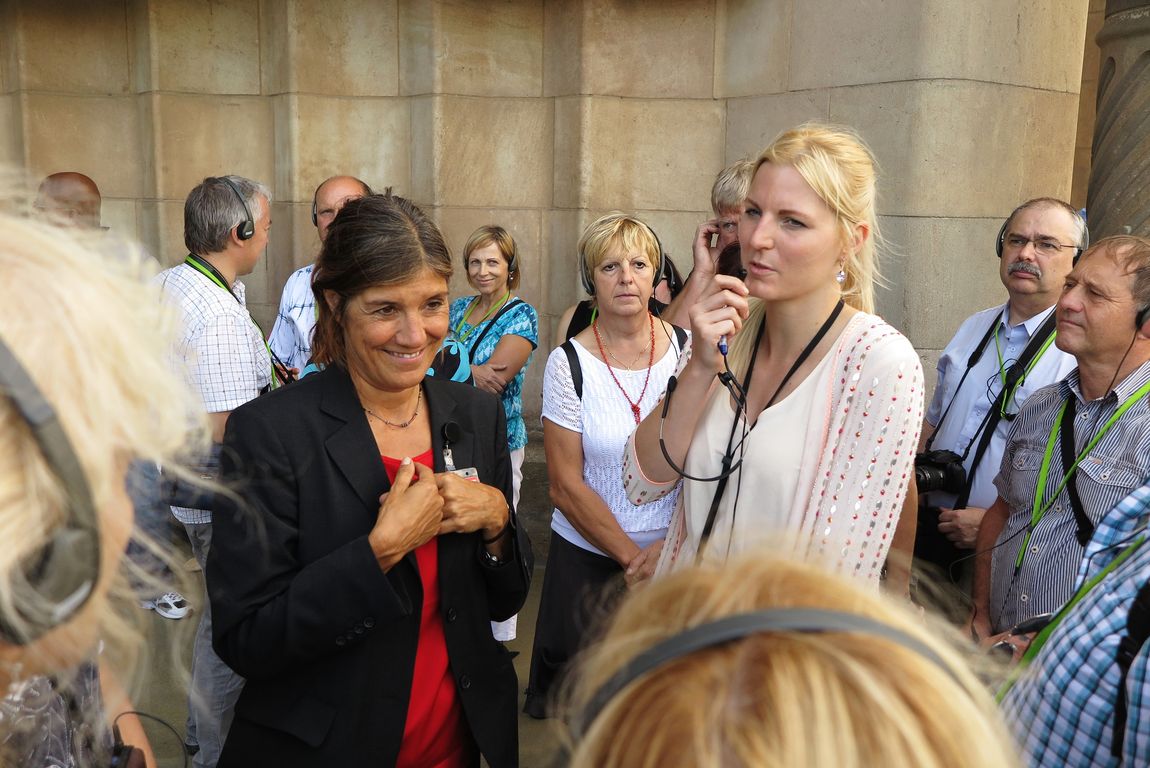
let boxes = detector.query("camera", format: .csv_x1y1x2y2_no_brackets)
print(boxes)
914,449,967,495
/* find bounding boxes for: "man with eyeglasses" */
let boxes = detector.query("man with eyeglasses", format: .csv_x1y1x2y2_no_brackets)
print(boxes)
970,235,1150,646
915,199,1082,583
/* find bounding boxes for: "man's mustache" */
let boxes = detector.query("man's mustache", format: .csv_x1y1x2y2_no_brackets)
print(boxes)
1008,261,1042,278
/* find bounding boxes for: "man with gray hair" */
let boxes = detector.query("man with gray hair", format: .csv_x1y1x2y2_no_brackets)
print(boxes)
156,174,273,766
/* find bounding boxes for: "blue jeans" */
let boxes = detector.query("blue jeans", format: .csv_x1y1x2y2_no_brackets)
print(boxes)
185,522,244,768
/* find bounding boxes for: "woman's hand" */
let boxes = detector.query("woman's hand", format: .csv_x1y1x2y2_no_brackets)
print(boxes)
436,472,509,538
686,273,749,373
471,362,509,395
368,459,444,571
624,539,663,588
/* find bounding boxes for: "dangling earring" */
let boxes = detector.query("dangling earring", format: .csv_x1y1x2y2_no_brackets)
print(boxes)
835,266,846,285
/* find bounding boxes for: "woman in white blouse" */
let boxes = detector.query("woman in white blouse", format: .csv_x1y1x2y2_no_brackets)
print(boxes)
625,123,924,589
524,213,686,719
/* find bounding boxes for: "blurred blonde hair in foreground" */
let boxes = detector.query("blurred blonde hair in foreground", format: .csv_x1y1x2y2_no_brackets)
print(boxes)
561,555,1020,768
0,172,204,692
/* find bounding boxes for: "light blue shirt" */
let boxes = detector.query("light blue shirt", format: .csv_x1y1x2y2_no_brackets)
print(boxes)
925,303,1076,510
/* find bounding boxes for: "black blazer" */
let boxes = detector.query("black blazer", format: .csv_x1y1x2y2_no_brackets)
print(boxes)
207,366,533,767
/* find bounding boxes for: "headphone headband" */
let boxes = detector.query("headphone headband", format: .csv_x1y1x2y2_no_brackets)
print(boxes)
579,217,665,296
995,201,1089,261
0,336,100,644
220,177,255,241
574,608,955,737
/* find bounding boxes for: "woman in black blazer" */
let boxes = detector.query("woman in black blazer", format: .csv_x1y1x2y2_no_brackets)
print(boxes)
207,193,532,768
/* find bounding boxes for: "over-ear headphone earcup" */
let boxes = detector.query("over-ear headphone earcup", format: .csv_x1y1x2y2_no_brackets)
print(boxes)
236,221,255,241
1136,305,1150,330
995,218,1009,259
580,253,595,296
311,200,318,228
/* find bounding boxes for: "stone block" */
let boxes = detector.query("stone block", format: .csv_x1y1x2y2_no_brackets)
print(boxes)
1071,149,1090,209
138,198,184,265
101,198,140,242
263,0,400,97
430,207,545,309
264,201,318,309
725,90,830,162
790,0,1088,93
544,0,714,98
21,93,143,198
542,0,582,97
543,207,591,312
400,0,543,97
414,95,553,209
0,3,15,93
891,215,1007,350
554,96,722,211
829,80,1078,218
147,93,274,201
0,94,20,167
273,94,411,204
715,0,791,98
134,0,260,94
9,1,131,94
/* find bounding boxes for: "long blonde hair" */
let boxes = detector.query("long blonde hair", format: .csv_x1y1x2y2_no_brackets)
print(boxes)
561,555,1019,768
0,176,204,692
726,124,883,380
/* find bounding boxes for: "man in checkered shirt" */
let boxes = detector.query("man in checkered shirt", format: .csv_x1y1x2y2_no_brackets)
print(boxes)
156,175,272,767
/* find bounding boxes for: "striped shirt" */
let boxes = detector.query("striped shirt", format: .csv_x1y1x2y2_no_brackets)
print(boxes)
157,263,271,524
989,359,1150,632
1002,480,1150,767
267,263,316,372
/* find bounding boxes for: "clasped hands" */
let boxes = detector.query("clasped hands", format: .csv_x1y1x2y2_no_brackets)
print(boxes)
368,458,509,571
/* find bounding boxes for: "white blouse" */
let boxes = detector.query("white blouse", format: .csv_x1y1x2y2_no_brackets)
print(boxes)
623,312,925,586
542,336,684,557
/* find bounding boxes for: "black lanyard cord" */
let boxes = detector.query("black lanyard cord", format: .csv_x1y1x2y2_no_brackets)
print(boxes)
925,315,999,452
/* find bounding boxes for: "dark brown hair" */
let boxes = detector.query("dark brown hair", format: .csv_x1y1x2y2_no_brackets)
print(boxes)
310,193,452,367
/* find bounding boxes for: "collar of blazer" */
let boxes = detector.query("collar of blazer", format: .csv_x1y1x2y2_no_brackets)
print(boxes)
317,366,468,511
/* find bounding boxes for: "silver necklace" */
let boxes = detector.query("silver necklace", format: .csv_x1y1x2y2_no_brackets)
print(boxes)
364,389,423,429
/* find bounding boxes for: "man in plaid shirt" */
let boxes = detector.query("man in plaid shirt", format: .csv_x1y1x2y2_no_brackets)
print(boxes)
1002,479,1150,766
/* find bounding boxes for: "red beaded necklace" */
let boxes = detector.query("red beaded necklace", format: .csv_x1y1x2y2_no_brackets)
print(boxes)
593,312,656,425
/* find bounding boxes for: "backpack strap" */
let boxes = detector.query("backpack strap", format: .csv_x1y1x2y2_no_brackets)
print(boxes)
467,297,525,355
1113,576,1150,757
672,324,687,352
561,340,583,400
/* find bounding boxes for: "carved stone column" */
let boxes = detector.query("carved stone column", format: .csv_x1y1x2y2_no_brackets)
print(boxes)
1087,2,1150,237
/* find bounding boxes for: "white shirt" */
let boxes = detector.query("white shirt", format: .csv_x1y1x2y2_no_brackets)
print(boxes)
268,263,316,372
925,303,1076,509
541,337,683,557
157,262,271,523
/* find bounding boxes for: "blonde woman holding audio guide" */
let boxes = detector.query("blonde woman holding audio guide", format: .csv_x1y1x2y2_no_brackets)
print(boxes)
624,124,924,588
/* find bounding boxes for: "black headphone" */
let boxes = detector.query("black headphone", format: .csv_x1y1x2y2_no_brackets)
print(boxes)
0,336,101,645
220,177,255,241
572,608,955,738
579,218,666,296
995,203,1089,260
1137,305,1150,330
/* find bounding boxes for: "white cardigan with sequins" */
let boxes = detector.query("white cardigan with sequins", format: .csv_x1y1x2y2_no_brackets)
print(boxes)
623,312,925,586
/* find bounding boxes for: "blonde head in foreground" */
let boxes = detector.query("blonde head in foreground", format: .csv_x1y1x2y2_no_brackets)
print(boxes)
0,178,203,690
561,555,1019,768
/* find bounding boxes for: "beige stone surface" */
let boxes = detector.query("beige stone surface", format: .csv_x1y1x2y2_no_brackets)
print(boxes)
414,95,553,208
273,94,411,203
134,0,260,95
21,93,143,198
400,0,542,97
0,3,15,94
554,97,723,211
790,0,1088,93
890,215,1008,349
542,0,582,97
263,0,400,97
542,207,589,311
715,0,791,98
138,198,184,265
264,200,317,306
829,80,1079,218
544,0,715,98
725,90,830,161
147,93,274,201
0,94,20,167
101,198,140,242
9,1,131,94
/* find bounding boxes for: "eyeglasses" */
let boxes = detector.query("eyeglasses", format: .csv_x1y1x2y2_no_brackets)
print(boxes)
1003,234,1080,257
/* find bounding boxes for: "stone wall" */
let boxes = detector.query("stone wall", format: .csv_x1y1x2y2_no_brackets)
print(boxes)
0,0,1092,417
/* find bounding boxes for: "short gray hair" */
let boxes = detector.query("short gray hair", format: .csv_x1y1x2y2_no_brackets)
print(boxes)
183,175,271,255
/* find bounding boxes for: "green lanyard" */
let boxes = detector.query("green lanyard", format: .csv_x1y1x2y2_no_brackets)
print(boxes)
454,291,510,342
998,534,1147,699
183,255,279,389
994,327,1057,418
1015,377,1150,568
